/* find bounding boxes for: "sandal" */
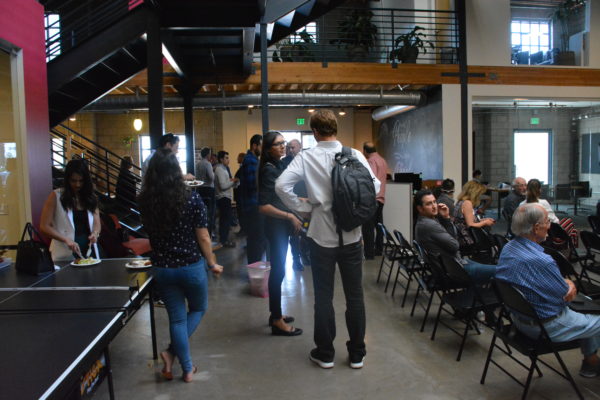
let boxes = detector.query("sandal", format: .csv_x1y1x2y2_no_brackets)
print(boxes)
160,350,174,381
183,365,198,383
271,325,303,336
268,315,295,326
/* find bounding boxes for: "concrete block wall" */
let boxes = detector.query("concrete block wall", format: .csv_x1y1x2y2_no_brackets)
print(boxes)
578,107,600,203
473,107,575,188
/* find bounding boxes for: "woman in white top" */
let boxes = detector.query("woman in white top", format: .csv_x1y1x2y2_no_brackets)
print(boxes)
519,179,559,223
41,159,101,261
521,178,579,246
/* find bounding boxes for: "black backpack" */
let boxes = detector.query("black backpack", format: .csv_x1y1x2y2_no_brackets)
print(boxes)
331,147,377,245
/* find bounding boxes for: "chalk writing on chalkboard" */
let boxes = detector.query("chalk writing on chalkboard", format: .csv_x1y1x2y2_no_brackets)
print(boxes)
378,98,443,180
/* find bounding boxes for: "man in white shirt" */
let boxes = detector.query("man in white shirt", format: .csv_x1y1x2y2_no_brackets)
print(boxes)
276,109,380,370
214,151,239,247
196,147,216,237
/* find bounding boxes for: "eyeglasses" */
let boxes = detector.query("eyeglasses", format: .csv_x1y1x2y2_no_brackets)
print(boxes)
273,141,287,147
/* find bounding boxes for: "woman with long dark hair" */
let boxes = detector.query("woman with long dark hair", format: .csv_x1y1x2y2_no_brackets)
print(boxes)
138,148,223,383
258,131,303,336
521,178,579,246
41,159,101,260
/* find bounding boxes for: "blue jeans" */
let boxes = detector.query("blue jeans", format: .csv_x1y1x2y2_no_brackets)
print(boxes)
463,259,496,284
514,307,600,357
153,259,208,373
265,217,290,319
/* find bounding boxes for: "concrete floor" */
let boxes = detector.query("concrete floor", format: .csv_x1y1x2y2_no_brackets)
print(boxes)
97,222,600,400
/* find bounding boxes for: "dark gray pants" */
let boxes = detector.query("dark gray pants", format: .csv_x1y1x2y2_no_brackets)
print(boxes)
309,239,366,360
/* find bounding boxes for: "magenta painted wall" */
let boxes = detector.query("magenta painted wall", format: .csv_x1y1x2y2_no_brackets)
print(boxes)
0,0,51,226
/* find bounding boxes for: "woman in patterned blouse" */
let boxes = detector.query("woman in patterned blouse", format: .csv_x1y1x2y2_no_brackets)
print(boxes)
258,131,303,336
138,149,223,383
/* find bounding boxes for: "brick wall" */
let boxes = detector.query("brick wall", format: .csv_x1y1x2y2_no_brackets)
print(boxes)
82,109,223,167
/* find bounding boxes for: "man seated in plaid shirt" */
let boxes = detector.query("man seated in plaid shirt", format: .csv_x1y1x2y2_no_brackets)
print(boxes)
497,203,600,378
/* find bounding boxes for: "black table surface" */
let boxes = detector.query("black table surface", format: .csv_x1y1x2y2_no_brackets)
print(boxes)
0,258,152,399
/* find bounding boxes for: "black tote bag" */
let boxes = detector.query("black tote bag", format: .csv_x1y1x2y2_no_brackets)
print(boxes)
15,223,54,275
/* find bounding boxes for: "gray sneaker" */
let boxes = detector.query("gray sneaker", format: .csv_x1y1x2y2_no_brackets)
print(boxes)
579,360,599,378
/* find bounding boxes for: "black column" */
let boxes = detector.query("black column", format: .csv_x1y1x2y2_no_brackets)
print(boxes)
182,88,196,175
456,0,468,185
147,11,164,149
260,22,269,134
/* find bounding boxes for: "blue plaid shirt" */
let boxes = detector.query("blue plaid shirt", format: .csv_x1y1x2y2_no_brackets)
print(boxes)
496,236,569,319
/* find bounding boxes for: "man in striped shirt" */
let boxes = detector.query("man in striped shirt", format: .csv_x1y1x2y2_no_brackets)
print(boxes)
497,203,600,378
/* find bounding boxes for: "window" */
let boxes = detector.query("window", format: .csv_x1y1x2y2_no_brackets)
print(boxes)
51,138,65,167
139,135,187,173
44,13,61,61
514,130,551,184
511,19,551,64
280,131,316,150
289,22,317,44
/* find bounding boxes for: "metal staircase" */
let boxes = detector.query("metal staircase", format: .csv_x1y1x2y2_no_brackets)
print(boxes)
50,124,144,234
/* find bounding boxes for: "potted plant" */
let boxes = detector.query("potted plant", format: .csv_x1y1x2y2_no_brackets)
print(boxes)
389,26,434,64
553,0,585,65
272,29,316,62
331,9,378,61
122,136,135,155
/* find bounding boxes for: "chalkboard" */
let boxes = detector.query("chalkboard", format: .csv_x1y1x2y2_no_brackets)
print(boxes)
581,133,600,174
377,95,443,180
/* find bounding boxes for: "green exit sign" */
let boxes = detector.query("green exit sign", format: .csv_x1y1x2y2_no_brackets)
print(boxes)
296,118,305,126
530,117,540,125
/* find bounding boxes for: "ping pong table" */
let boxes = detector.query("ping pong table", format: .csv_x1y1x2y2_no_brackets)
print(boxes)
0,258,157,400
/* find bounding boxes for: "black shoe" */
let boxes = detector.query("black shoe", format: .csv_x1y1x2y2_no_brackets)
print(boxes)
349,354,365,369
309,348,334,369
271,325,302,336
293,259,304,271
268,315,295,326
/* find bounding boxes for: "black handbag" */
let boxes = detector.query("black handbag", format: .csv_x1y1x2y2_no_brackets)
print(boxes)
15,223,54,275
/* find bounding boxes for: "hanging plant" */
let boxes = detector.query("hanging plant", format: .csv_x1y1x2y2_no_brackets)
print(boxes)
122,136,135,149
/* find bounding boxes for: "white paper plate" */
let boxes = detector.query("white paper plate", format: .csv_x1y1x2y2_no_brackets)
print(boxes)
71,258,101,266
125,261,152,269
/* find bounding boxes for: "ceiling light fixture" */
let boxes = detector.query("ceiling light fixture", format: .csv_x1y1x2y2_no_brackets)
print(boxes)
308,108,315,113
69,116,76,121
133,118,143,131
338,109,346,116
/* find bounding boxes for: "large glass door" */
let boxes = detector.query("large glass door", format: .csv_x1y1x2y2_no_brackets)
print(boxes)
0,46,29,258
513,130,551,184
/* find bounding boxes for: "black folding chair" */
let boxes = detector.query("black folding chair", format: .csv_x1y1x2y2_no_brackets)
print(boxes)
376,223,402,293
469,227,496,265
492,234,509,261
588,216,600,235
546,222,590,265
391,230,420,307
411,241,448,332
544,246,600,299
480,279,584,400
578,230,600,277
501,209,514,239
432,255,500,361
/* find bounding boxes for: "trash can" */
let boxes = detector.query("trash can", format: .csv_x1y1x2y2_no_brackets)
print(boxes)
246,261,270,298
